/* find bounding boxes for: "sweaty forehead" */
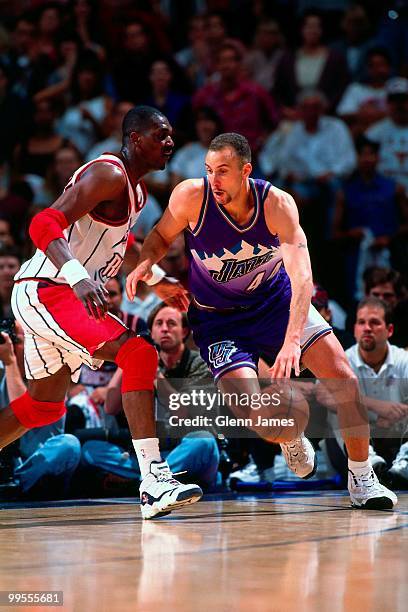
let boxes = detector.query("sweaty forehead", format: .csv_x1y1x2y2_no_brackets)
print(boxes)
205,147,239,167
148,115,171,132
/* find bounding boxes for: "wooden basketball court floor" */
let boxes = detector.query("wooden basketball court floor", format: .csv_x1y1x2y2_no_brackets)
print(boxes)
1,491,408,612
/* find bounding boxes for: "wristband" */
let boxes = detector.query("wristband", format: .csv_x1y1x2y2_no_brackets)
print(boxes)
145,264,166,286
60,259,91,287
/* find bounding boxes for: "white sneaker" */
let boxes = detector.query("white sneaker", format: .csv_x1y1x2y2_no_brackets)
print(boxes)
280,435,316,479
388,441,408,482
368,444,387,475
348,466,398,510
229,460,260,485
139,461,203,519
259,466,275,483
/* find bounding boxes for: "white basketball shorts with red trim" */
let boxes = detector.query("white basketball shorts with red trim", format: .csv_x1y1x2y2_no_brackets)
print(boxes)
11,280,127,381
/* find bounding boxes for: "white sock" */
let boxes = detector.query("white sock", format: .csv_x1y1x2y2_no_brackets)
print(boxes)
348,458,370,474
133,438,161,479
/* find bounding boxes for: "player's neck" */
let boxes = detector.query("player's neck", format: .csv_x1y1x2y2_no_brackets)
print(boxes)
229,180,252,211
120,147,146,184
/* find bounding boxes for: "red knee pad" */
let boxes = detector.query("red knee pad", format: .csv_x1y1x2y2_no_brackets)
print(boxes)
115,336,158,392
10,391,66,429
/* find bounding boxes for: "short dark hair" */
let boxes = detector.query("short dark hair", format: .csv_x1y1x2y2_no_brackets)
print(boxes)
367,46,392,65
106,275,122,293
217,42,243,62
356,296,393,325
147,302,189,332
355,135,380,155
0,245,22,262
363,267,406,298
194,106,224,132
208,132,251,164
122,105,167,140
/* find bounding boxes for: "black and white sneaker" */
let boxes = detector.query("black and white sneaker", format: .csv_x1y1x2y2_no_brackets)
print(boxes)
348,467,398,510
280,434,317,479
140,461,203,519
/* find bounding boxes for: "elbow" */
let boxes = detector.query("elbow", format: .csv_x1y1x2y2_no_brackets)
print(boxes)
300,276,313,298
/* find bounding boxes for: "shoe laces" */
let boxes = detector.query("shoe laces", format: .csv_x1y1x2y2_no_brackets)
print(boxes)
155,467,187,486
283,440,307,467
350,468,378,490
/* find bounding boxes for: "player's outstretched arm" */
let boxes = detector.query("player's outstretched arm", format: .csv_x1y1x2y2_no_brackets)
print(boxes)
265,189,313,377
126,179,202,302
29,163,127,319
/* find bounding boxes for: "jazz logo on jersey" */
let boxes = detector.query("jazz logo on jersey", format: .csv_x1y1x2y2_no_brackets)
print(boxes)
208,341,238,369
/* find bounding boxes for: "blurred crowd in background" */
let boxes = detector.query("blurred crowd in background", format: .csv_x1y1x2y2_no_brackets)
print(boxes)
1,0,408,500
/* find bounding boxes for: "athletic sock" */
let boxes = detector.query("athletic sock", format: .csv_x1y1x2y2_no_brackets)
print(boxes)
348,458,370,474
133,438,161,479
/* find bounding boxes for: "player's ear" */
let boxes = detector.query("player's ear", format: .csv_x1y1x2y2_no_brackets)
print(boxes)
130,131,140,146
242,162,252,178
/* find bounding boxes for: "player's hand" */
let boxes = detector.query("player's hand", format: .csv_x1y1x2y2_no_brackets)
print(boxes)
126,261,152,301
91,386,108,405
152,277,190,311
269,340,301,378
0,332,16,366
73,278,109,320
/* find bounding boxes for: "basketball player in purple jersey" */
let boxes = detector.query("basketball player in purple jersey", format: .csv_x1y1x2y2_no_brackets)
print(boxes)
127,132,397,509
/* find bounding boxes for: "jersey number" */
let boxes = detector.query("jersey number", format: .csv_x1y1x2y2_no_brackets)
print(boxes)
245,271,265,292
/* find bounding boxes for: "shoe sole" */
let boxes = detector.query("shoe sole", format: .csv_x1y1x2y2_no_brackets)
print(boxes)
141,488,203,520
300,455,318,480
351,496,395,510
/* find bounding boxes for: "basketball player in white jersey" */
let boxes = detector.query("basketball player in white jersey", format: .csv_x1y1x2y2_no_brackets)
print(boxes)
0,106,203,518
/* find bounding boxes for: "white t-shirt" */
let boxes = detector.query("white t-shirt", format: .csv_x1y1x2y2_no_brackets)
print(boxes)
346,343,408,427
366,118,408,190
295,50,327,90
327,342,408,434
346,343,408,400
337,83,387,116
57,97,108,155
278,116,356,179
169,142,207,179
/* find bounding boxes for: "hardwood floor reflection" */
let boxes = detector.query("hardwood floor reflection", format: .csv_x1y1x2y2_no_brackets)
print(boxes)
1,492,407,612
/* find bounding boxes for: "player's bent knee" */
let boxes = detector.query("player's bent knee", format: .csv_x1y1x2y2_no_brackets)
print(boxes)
10,391,66,429
115,336,158,392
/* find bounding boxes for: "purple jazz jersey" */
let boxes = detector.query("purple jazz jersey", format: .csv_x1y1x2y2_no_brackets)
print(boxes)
185,177,288,309
185,177,294,380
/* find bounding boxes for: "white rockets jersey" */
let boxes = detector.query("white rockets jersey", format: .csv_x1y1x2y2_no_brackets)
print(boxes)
15,154,146,285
